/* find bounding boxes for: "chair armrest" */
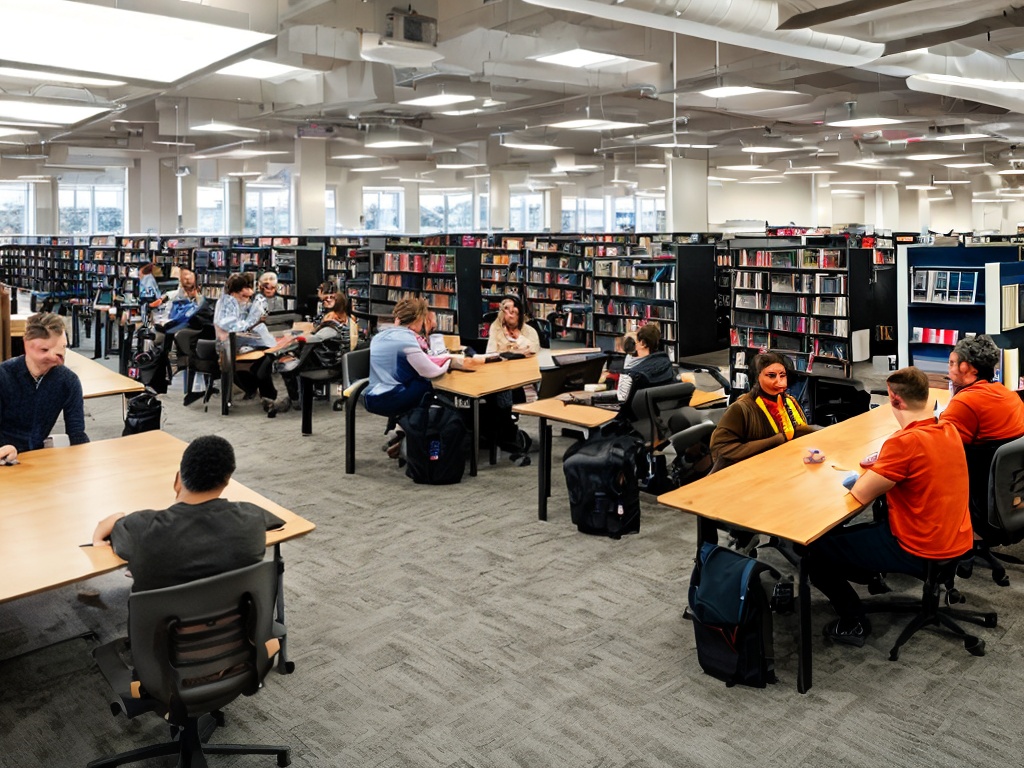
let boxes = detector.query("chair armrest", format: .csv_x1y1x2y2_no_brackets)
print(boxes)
343,377,369,399
667,421,716,453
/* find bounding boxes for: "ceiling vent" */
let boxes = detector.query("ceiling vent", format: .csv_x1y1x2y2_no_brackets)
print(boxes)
361,8,442,68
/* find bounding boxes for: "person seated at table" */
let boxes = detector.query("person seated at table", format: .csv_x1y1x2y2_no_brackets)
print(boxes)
258,271,287,313
214,273,282,407
152,267,205,334
314,280,337,324
273,291,361,415
137,262,161,306
91,435,283,592
366,297,463,458
616,323,674,403
940,334,1024,445
0,312,89,464
709,351,815,472
487,297,540,355
804,366,973,647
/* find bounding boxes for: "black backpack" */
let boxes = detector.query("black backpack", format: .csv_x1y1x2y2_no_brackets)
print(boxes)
688,543,780,688
398,393,467,485
123,387,162,436
562,431,643,538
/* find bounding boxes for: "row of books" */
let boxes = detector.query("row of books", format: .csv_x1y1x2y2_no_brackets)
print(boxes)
910,269,978,304
594,280,674,300
593,260,676,281
423,277,455,293
910,326,962,345
371,274,423,290
526,271,588,286
380,251,456,273
597,317,677,339
524,286,586,302
599,299,675,319
530,255,588,270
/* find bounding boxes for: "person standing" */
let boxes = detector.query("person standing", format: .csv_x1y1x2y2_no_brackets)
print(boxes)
0,312,88,463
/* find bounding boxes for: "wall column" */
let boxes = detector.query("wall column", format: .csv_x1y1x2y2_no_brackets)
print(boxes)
294,137,326,235
34,180,59,234
489,172,510,231
225,178,244,233
666,155,708,231
178,172,198,233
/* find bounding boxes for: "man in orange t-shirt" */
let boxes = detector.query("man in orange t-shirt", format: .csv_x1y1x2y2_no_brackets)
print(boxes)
940,335,1024,445
805,366,973,647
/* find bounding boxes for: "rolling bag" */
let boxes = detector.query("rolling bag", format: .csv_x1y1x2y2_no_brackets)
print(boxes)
562,432,644,538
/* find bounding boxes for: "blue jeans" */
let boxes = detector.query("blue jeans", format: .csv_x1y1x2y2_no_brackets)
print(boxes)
364,378,432,420
805,520,926,620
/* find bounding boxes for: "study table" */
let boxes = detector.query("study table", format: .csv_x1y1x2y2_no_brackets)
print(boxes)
64,349,145,400
656,388,951,693
434,355,542,476
0,430,315,605
514,388,728,522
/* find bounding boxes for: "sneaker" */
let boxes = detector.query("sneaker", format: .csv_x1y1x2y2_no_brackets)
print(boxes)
261,397,276,413
823,617,871,648
273,396,292,414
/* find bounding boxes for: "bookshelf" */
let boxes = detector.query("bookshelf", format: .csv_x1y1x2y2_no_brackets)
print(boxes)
898,243,1022,373
268,237,325,316
325,236,370,318
0,237,90,310
984,260,1024,390
593,251,677,358
727,236,874,394
453,242,525,349
369,238,459,333
524,239,593,345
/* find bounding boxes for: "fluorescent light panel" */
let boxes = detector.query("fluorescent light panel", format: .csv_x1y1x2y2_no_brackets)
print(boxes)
535,49,628,68
0,0,275,84
191,121,260,134
400,93,475,107
217,60,313,80
0,99,110,125
827,117,903,127
548,118,645,131
0,66,124,87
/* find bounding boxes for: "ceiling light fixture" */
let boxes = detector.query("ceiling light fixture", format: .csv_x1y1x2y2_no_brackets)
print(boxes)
400,93,476,108
827,101,903,128
190,120,260,134
0,66,124,87
534,48,628,68
216,59,314,80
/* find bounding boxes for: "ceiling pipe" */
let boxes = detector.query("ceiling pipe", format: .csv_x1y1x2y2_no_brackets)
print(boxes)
521,0,883,68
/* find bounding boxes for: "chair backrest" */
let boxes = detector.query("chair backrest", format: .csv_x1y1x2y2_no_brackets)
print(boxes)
987,435,1024,544
128,560,281,722
627,381,696,445
536,356,606,400
342,346,371,389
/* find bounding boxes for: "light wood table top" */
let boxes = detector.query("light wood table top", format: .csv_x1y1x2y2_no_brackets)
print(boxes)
64,350,146,399
434,355,542,398
514,397,617,428
0,430,316,603
657,388,952,546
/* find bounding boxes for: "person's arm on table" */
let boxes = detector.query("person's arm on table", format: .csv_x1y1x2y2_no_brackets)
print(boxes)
0,444,17,463
92,512,126,547
849,470,896,507
405,346,451,379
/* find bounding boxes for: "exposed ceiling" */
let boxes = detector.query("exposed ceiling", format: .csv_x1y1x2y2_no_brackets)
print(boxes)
5,0,1024,203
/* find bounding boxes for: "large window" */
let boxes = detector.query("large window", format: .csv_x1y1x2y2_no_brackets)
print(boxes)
59,184,124,235
561,197,605,232
197,184,225,234
509,192,542,231
0,183,31,234
614,196,636,232
420,190,472,233
244,185,290,234
636,195,666,232
477,192,489,231
363,187,402,232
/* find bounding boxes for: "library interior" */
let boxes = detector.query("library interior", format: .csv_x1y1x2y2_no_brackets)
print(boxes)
5,2,1024,767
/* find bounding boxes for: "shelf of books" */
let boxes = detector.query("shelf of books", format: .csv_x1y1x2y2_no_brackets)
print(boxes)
326,236,369,317
727,236,873,394
593,252,677,358
268,237,325,316
524,239,593,345
0,236,91,310
453,242,525,346
899,242,1022,374
369,239,458,333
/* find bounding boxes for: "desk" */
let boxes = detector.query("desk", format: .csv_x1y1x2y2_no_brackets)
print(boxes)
0,430,316,605
434,356,542,476
64,350,145,400
656,389,951,693
513,398,617,520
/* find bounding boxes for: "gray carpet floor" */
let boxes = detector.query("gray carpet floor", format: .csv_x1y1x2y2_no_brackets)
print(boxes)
2,351,1023,767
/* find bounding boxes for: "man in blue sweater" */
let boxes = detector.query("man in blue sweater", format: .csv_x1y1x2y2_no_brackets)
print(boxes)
0,312,88,463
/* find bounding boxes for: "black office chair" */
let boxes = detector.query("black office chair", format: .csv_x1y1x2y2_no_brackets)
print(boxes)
809,375,871,426
341,347,372,474
863,554,996,661
174,327,222,412
956,435,1024,586
89,561,291,768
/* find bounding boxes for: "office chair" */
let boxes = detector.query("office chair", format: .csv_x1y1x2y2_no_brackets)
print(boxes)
341,347,372,474
863,554,996,661
174,327,221,412
956,435,1024,586
296,339,348,435
809,375,871,426
89,560,291,768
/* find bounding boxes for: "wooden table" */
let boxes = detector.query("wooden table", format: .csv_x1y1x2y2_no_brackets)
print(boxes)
10,312,29,337
64,350,145,400
656,388,951,693
513,398,618,520
434,356,542,476
0,430,316,605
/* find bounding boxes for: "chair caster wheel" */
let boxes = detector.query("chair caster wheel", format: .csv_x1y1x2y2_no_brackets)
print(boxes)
993,571,1010,587
966,637,986,656
332,399,345,411
984,613,998,628
888,647,901,662
945,588,965,605
956,560,974,579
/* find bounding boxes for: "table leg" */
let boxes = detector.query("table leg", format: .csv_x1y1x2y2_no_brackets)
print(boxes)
469,398,479,477
345,394,357,475
544,419,553,498
272,544,295,674
300,377,314,436
797,555,812,694
93,309,103,359
538,416,549,521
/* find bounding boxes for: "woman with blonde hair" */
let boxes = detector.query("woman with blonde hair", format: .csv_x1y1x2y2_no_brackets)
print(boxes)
365,296,451,420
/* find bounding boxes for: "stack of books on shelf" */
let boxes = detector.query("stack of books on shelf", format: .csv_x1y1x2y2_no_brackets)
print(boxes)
910,327,962,344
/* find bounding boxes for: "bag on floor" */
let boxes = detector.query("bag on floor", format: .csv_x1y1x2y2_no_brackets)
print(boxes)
123,387,162,436
688,542,780,688
562,432,643,538
398,393,467,485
